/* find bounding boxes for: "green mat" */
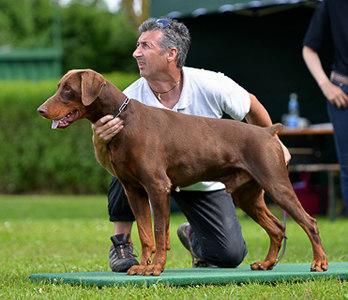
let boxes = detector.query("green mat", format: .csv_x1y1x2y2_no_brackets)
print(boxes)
29,262,348,287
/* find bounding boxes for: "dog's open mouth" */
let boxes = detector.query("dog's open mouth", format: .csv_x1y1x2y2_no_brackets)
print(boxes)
51,110,80,129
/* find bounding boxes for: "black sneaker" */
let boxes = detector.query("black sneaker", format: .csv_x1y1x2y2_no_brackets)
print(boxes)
177,223,216,268
109,234,139,272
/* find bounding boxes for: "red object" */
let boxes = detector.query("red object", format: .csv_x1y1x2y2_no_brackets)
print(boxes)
292,173,322,216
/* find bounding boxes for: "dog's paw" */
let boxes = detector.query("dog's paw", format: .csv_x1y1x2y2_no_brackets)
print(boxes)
127,265,147,275
250,260,275,271
127,264,163,276
143,264,163,276
310,259,329,272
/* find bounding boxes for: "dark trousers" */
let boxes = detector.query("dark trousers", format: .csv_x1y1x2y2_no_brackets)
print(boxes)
108,177,247,267
328,80,348,214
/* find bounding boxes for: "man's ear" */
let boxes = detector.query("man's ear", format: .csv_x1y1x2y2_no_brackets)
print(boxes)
81,70,106,106
167,48,178,63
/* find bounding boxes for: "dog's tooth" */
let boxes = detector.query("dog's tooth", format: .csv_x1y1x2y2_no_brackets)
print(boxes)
51,120,59,129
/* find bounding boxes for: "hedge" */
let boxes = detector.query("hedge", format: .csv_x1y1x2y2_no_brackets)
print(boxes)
0,72,139,194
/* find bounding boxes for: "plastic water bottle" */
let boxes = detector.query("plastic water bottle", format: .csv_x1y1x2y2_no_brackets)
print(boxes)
286,93,299,128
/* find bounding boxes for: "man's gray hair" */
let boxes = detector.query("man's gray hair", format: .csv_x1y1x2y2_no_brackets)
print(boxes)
139,18,191,68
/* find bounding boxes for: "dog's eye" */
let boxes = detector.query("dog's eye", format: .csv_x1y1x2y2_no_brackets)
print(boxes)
60,86,74,102
64,86,71,94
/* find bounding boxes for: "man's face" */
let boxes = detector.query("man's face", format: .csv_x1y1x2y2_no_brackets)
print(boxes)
133,30,169,78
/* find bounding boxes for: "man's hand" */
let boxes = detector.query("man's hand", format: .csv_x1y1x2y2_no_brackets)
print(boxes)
92,115,124,144
277,138,291,165
319,80,348,108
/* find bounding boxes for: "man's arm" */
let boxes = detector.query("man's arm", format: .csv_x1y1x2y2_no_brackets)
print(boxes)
245,94,272,127
245,94,291,164
92,115,124,175
302,45,348,108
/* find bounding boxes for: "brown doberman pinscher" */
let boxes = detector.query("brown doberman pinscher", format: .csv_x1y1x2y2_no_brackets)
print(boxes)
37,69,328,276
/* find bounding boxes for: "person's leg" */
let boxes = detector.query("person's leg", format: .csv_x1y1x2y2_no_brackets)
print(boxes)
108,177,136,224
174,189,247,267
327,81,348,215
107,177,138,271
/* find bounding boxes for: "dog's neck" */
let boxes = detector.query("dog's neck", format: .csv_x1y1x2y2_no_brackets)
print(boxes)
85,80,130,123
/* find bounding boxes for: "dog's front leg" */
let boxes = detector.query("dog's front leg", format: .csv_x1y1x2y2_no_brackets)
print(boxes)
123,186,156,275
144,189,171,276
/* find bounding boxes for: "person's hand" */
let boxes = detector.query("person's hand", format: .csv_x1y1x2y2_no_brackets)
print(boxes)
277,138,291,165
92,115,124,144
320,81,348,108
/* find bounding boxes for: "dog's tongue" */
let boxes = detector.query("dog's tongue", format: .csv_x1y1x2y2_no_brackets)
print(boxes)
51,120,59,129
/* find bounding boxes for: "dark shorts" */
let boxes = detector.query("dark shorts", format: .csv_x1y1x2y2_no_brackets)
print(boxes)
108,177,247,267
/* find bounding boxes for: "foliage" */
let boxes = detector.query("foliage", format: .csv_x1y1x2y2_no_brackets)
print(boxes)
0,196,348,299
0,0,139,73
0,72,139,194
0,0,54,48
61,1,138,72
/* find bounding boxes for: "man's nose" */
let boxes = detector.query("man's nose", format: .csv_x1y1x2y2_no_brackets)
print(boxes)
133,47,141,58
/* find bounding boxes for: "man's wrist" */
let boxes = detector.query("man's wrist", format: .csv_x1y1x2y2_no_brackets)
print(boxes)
318,78,330,88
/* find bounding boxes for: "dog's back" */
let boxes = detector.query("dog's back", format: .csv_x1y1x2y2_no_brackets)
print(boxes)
107,100,283,189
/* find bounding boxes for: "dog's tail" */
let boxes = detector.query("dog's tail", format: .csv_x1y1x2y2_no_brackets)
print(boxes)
268,123,284,136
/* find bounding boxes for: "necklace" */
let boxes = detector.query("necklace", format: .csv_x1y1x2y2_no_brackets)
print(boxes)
149,79,181,101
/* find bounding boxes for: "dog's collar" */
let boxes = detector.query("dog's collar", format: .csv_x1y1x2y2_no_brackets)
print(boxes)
114,97,131,118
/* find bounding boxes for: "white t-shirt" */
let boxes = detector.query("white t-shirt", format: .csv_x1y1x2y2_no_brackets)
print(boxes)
123,66,251,191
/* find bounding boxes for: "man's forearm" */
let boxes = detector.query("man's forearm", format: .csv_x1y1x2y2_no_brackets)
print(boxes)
302,46,330,87
245,94,291,164
303,45,348,107
245,94,273,127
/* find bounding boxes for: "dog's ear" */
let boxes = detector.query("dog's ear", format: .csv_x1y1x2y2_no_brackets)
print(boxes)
81,70,106,106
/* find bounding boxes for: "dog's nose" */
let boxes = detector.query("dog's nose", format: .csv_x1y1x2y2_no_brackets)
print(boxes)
37,105,47,116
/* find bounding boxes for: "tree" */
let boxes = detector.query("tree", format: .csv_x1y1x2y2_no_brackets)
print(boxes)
121,0,149,28
61,1,138,72
0,0,138,73
0,0,54,48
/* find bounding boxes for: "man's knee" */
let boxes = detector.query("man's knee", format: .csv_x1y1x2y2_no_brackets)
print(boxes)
202,240,247,268
216,244,247,267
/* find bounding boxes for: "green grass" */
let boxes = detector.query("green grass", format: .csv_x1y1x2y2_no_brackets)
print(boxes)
0,195,348,299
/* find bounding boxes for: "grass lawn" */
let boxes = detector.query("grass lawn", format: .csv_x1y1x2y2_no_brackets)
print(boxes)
0,195,347,299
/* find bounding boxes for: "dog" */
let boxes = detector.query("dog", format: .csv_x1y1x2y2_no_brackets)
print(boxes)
37,69,328,276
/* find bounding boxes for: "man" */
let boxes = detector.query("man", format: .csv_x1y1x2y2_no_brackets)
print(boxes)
303,0,348,216
93,18,290,272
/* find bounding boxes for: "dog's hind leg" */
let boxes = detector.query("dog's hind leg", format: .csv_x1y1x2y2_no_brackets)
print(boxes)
231,180,285,270
251,159,328,272
263,178,328,271
122,185,156,276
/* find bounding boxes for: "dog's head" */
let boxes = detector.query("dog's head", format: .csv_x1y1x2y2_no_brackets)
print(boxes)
37,69,106,129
